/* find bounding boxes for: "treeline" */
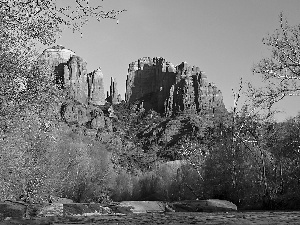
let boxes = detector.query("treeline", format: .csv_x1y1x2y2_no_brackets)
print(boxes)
1,96,300,210
110,102,300,210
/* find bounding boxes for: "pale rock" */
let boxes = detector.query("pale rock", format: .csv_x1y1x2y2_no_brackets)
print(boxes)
88,68,105,105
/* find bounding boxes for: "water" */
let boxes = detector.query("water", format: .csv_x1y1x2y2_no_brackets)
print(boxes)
51,211,300,224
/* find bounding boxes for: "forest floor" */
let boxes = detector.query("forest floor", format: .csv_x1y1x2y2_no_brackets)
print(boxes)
2,211,300,225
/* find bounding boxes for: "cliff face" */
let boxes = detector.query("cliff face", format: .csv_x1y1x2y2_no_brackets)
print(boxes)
67,55,89,104
88,68,105,105
126,57,177,112
40,46,109,135
40,46,105,106
126,58,226,116
40,47,226,129
40,45,76,86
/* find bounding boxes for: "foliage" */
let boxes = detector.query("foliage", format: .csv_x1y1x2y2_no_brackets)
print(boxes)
0,106,114,203
110,98,300,208
110,161,202,202
242,13,300,208
0,0,125,203
0,0,125,106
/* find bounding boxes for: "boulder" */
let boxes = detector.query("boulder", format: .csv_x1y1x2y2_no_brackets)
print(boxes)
116,201,166,214
63,203,112,216
0,200,28,218
90,114,106,130
36,203,63,217
170,199,237,212
52,197,74,204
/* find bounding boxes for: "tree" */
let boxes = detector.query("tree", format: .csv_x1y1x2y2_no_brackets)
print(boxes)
0,0,125,201
266,114,300,202
252,12,300,110
202,79,278,208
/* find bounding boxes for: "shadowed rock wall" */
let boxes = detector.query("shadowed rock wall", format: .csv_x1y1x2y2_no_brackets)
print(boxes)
107,77,122,104
126,58,226,116
126,57,177,112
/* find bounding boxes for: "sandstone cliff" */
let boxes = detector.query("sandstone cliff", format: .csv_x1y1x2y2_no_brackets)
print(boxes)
40,45,105,106
40,46,109,136
88,68,105,105
40,47,226,134
126,58,226,116
40,45,76,87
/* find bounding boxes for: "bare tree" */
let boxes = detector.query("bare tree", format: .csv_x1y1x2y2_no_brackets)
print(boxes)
252,12,300,110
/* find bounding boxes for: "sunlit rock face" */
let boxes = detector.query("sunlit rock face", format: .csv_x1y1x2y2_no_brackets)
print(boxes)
40,45,105,106
87,68,105,106
66,55,89,104
40,46,108,133
40,45,76,85
41,45,76,63
126,58,226,116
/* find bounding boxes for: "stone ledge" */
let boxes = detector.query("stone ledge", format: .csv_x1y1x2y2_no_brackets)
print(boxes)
0,199,237,219
170,199,237,212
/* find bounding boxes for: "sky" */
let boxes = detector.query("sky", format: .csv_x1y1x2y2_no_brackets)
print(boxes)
51,0,300,121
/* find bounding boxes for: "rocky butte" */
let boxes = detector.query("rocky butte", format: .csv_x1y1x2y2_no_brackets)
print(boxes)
126,57,226,116
40,45,106,106
39,46,226,129
39,45,116,134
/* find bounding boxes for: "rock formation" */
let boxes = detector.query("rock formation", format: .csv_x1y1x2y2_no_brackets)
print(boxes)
165,62,225,116
88,68,105,105
126,57,226,116
66,55,89,104
41,47,226,117
60,101,113,134
40,46,105,106
40,46,110,136
40,45,76,86
40,46,226,134
126,57,176,112
107,77,122,104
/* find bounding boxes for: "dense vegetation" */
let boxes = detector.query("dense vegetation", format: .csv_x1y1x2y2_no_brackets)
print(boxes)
110,101,300,209
0,2,300,210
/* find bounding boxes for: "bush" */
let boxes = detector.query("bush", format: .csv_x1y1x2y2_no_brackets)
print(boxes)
110,160,203,201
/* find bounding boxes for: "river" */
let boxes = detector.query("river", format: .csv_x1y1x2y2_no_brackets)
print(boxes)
49,211,300,224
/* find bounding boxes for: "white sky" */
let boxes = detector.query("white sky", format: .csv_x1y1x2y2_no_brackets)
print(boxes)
52,0,300,121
